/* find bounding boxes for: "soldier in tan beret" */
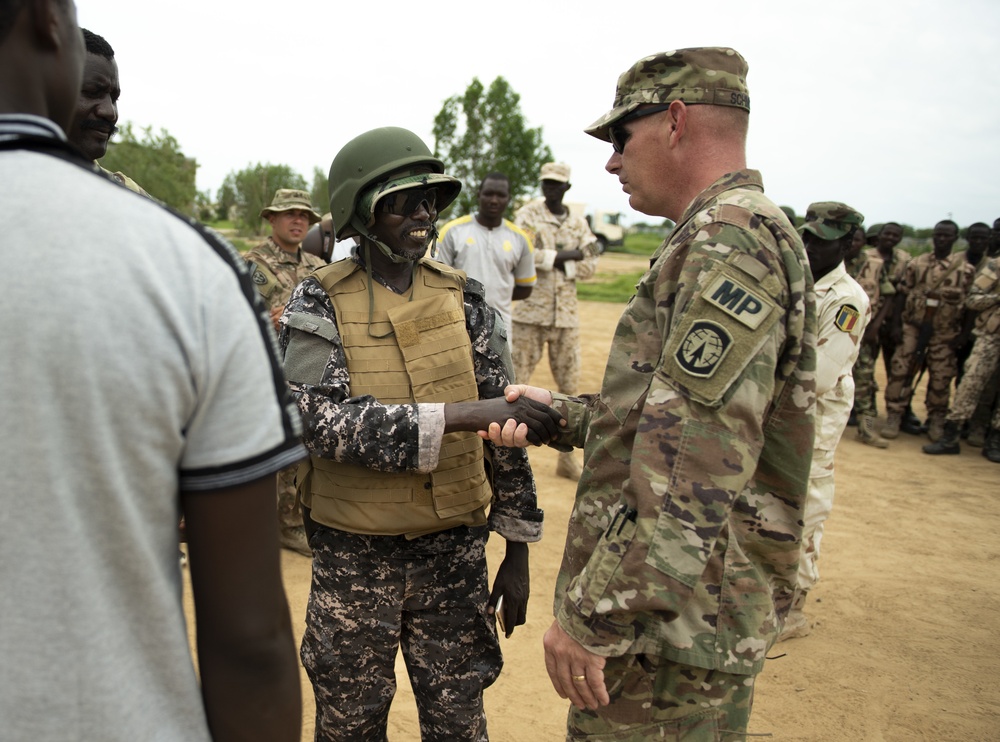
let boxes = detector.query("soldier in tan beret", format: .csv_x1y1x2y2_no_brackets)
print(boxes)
245,188,325,555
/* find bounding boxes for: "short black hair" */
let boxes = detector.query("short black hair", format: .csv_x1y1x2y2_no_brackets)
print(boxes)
936,219,959,233
478,172,510,191
966,222,990,233
82,28,114,59
879,221,902,234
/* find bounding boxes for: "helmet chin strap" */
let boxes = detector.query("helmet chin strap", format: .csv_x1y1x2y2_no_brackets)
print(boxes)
357,222,440,264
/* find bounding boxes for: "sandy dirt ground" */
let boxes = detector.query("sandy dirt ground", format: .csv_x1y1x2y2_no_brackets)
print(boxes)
185,252,1000,740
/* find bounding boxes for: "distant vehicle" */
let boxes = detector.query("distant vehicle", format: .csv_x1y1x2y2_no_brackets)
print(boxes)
566,202,626,253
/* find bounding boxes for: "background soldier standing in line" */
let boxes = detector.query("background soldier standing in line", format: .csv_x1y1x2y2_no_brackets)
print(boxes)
882,220,975,441
280,127,561,741
781,202,870,640
845,224,888,446
512,162,600,480
923,256,1000,461
245,188,325,555
485,47,815,738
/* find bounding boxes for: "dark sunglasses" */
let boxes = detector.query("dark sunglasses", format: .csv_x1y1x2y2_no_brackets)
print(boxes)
378,187,439,216
609,104,673,155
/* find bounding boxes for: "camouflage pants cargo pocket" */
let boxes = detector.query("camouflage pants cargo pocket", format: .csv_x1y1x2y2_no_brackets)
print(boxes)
567,654,754,741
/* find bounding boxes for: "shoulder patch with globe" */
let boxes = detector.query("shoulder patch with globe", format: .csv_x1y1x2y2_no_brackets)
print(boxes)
676,320,733,377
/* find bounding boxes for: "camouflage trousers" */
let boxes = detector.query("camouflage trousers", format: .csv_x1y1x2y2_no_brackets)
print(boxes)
851,340,879,416
798,448,836,591
301,525,501,742
511,321,580,393
947,335,1000,428
884,325,960,417
566,654,755,741
276,464,302,530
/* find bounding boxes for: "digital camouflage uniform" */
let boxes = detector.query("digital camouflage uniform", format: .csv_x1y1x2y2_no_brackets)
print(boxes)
98,164,149,197
547,170,815,738
511,198,600,393
945,258,1000,430
846,249,882,417
244,236,326,534
279,258,542,741
884,251,976,418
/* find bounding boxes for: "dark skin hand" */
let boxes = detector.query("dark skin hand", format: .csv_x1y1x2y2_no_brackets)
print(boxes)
554,249,584,273
444,396,564,445
182,475,301,742
488,540,529,637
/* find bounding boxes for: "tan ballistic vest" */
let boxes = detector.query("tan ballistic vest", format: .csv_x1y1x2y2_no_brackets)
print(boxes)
303,259,491,537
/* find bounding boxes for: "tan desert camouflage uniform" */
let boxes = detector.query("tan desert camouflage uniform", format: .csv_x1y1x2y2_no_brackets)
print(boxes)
847,247,883,416
947,258,1000,427
244,237,326,533
512,200,599,392
547,170,815,732
885,251,976,416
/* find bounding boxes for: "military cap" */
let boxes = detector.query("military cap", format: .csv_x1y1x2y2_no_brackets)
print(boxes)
585,47,750,142
801,201,865,241
260,189,322,224
866,223,885,238
539,162,571,183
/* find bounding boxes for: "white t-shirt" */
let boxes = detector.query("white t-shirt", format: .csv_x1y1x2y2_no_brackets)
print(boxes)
436,214,536,332
0,117,303,741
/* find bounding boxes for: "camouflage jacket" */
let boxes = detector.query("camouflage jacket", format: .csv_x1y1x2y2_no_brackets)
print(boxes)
244,237,326,311
813,263,870,451
967,257,1000,337
871,246,910,310
547,170,816,675
97,164,150,198
512,200,599,328
845,249,882,307
278,258,543,542
898,251,975,340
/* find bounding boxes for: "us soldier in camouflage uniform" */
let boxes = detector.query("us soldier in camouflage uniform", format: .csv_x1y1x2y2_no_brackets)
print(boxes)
279,128,561,741
780,203,869,641
245,188,325,555
883,220,976,441
845,225,888,446
512,162,600,481
484,48,815,739
923,257,1000,461
67,30,148,196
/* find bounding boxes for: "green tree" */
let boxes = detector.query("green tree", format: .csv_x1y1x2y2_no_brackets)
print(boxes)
219,163,307,235
432,76,552,219
99,122,197,213
310,166,330,217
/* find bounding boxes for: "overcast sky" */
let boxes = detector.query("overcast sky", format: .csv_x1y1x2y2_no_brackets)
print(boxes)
78,0,999,229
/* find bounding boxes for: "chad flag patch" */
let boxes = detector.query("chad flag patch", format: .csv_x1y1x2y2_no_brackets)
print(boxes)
834,304,861,332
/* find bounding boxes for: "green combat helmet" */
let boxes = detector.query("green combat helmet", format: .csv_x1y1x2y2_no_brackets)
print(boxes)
328,127,461,263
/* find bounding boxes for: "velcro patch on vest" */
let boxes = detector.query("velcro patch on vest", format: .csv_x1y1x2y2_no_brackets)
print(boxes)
674,320,733,377
704,275,772,329
834,304,861,332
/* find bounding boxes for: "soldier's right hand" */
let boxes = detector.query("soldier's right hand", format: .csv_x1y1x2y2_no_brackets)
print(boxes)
478,385,561,447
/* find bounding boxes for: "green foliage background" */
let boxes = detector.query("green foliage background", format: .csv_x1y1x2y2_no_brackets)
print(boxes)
217,163,307,235
99,123,197,213
433,77,552,220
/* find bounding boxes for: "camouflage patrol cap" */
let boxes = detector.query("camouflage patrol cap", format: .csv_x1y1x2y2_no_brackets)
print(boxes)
866,223,885,238
540,162,571,183
585,47,750,142
260,189,322,224
801,202,865,241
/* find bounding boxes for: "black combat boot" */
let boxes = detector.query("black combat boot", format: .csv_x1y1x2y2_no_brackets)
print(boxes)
983,429,1000,464
922,420,961,455
901,406,924,435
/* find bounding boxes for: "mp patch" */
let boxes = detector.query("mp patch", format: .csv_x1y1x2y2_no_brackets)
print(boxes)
704,275,773,329
834,304,861,332
676,320,733,378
